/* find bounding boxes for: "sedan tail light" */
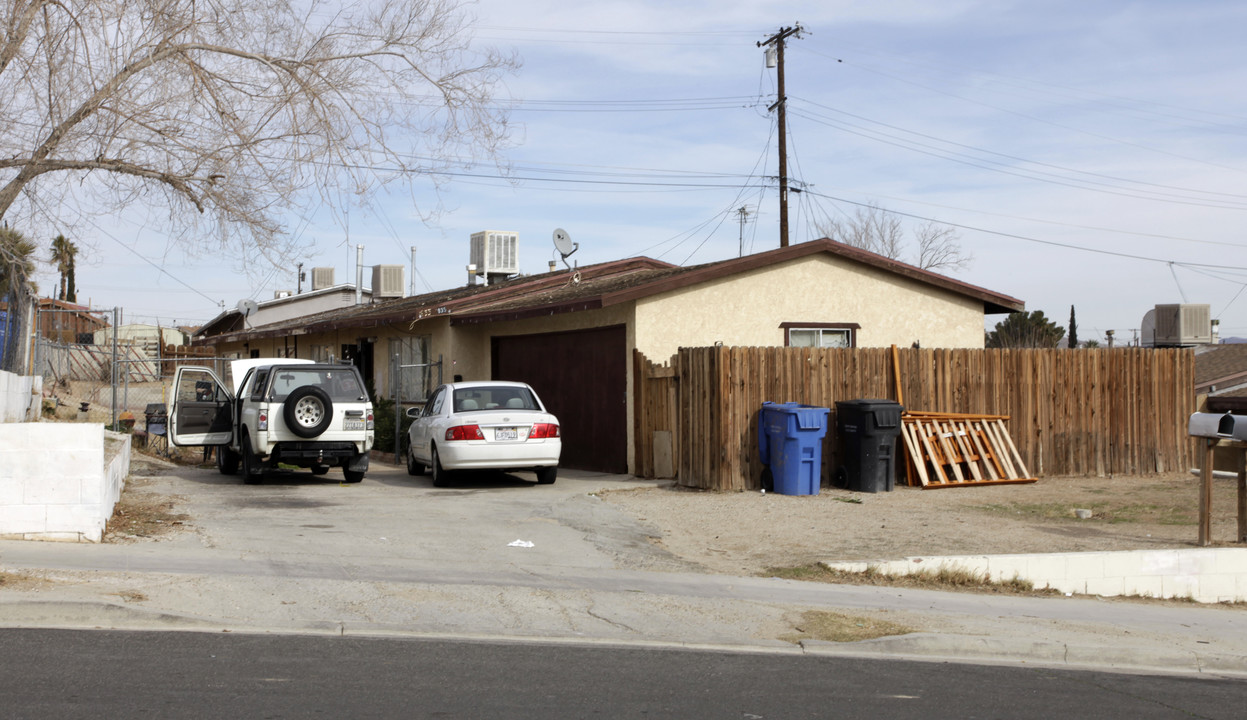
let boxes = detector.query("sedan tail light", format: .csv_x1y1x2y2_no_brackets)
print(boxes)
445,425,485,441
530,423,560,439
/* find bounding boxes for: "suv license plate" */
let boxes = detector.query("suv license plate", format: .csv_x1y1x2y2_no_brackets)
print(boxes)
343,418,366,431
495,427,518,441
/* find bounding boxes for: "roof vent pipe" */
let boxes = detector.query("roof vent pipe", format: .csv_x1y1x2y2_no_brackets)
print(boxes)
467,263,477,286
355,245,365,305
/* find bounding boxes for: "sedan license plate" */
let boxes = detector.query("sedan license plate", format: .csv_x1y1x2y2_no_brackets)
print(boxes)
343,418,366,431
495,427,518,441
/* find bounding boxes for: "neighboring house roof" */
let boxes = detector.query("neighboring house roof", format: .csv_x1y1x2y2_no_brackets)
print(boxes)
199,239,1024,345
196,284,374,338
1195,343,1247,396
36,297,109,323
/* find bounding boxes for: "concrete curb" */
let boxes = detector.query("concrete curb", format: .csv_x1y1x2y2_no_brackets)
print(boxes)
6,599,1247,679
799,633,1247,678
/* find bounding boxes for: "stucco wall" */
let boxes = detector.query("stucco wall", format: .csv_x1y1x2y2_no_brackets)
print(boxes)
634,254,988,361
0,425,130,542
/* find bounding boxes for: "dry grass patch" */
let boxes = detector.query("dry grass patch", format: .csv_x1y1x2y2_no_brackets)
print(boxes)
0,570,55,591
104,477,189,542
766,563,1053,596
779,610,914,644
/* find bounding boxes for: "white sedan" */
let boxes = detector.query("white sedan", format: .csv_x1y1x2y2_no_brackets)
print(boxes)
405,381,562,487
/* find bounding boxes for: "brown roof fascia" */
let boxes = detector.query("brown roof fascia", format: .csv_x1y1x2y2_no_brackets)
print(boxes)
307,257,671,329
451,298,605,325
599,238,1025,314
202,258,673,344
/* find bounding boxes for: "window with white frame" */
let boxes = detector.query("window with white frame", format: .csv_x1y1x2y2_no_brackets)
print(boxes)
781,322,860,348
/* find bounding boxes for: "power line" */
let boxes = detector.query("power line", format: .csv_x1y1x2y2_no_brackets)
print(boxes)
804,188,1247,271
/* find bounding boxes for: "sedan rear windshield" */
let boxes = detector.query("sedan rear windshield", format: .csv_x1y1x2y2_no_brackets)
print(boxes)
268,368,366,402
452,386,539,412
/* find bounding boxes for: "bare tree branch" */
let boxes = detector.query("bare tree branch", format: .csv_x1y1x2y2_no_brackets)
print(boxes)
0,0,517,266
818,202,971,272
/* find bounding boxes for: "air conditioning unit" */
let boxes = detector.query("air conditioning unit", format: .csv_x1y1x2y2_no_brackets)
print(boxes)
274,290,292,299
470,230,519,281
1153,303,1212,346
372,265,405,298
311,267,335,291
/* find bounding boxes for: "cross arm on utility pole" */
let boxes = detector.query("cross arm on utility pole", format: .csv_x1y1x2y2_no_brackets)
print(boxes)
757,24,805,248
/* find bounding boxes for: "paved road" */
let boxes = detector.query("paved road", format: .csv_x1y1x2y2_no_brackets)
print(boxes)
2,459,1247,677
3,629,1245,719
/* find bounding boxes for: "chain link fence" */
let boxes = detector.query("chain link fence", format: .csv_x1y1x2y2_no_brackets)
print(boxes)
35,324,228,433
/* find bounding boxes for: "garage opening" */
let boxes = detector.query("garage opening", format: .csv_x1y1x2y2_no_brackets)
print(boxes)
491,326,627,473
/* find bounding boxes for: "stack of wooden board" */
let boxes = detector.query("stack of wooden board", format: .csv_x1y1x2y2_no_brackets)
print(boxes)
900,411,1037,488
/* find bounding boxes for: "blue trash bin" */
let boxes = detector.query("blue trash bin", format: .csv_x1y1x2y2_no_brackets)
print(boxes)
758,402,830,495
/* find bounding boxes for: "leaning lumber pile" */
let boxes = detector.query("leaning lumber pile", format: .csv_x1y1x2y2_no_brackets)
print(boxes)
900,411,1036,488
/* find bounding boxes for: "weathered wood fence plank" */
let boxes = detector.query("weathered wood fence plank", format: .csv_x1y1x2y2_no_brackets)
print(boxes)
633,346,1194,491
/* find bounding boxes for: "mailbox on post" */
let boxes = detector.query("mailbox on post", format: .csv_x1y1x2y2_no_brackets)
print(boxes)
1187,411,1247,547
1188,412,1247,442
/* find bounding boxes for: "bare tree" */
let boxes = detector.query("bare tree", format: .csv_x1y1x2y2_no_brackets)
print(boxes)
820,203,970,272
0,0,516,266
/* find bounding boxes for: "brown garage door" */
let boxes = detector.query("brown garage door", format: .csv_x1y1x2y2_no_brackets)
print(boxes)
491,325,627,473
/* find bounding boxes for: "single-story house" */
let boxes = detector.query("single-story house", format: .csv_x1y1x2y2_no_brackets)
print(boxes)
197,238,1024,474
35,298,109,344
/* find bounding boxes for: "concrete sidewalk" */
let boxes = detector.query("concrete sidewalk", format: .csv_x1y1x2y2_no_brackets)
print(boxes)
2,459,1246,678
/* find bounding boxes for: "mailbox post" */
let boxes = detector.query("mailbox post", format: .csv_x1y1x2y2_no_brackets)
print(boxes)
1187,412,1247,546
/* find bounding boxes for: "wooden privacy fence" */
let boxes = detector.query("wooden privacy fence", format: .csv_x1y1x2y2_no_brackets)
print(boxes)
633,346,1195,491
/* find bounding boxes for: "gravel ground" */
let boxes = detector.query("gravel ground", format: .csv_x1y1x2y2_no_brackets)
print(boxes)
598,472,1243,575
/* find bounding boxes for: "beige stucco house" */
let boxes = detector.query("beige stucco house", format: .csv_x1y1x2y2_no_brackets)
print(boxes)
197,239,1023,474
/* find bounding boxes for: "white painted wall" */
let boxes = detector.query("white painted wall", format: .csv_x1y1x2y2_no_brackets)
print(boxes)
0,425,130,542
0,369,41,422
826,548,1247,604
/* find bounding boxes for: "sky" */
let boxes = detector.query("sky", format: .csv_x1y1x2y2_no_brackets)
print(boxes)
31,0,1247,344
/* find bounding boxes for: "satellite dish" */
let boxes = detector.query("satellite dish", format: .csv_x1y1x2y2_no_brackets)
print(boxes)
237,299,259,317
552,228,579,270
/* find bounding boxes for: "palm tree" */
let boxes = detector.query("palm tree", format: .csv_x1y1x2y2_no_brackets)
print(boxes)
0,226,38,299
50,234,78,302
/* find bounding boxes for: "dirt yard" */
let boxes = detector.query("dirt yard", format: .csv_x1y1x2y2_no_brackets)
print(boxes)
599,472,1246,576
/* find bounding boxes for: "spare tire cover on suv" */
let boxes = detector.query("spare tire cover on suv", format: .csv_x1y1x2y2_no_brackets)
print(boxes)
284,385,334,438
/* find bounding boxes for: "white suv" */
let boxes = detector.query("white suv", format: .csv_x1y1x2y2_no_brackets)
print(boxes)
169,359,374,484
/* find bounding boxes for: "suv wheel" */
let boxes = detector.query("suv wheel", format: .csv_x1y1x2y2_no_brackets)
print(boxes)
240,431,263,484
217,446,240,475
284,386,334,439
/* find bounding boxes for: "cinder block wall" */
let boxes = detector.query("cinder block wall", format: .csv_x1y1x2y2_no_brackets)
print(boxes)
0,424,130,542
0,370,42,422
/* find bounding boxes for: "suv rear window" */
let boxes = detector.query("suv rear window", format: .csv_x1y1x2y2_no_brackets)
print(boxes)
268,368,366,402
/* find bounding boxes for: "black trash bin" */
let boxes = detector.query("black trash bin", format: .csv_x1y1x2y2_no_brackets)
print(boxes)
834,399,903,493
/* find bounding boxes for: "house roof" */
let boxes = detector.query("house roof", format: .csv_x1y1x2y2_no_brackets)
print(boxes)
198,239,1024,345
196,284,374,338
1195,344,1247,395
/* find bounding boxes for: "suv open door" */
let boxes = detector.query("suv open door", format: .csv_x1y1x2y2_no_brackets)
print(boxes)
170,366,233,446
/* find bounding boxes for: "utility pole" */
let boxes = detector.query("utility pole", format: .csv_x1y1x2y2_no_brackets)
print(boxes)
758,24,803,248
737,206,750,257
